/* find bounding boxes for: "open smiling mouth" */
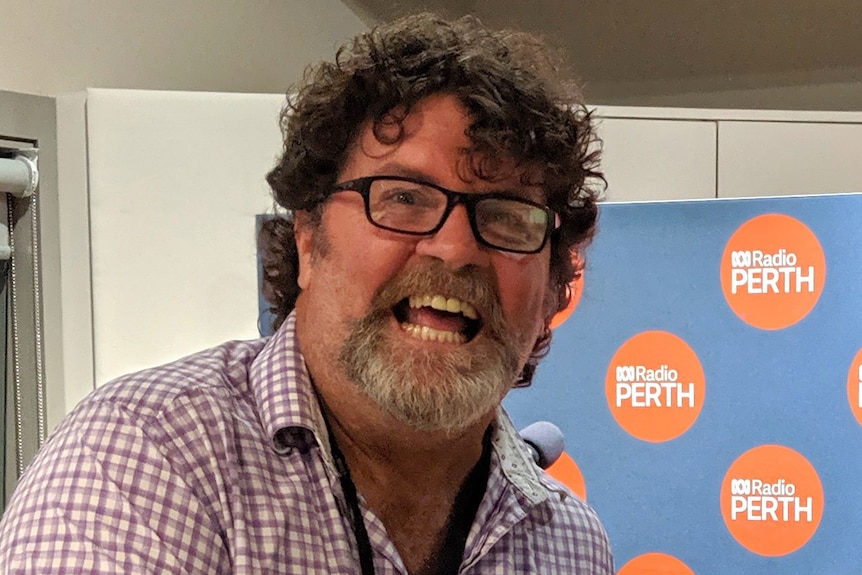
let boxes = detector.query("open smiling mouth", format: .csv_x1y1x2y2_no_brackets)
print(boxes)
392,295,483,344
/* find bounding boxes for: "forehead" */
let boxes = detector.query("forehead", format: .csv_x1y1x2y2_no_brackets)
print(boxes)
342,94,545,198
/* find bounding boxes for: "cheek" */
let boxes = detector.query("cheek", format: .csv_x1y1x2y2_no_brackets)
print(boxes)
305,206,415,316
495,255,552,332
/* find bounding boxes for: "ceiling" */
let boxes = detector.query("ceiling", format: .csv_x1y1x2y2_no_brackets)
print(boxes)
343,0,862,108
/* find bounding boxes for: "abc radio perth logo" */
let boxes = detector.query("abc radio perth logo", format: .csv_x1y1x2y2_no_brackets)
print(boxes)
606,331,705,443
721,445,824,557
613,365,694,408
729,478,812,522
721,213,825,330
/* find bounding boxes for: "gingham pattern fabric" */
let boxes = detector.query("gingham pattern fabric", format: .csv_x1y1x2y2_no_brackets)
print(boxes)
0,313,613,574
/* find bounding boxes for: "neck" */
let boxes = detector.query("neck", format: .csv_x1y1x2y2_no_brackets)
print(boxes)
318,375,494,493
321,388,493,575
316,365,494,575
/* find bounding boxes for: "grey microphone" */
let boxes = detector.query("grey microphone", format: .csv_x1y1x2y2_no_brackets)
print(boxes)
519,421,565,469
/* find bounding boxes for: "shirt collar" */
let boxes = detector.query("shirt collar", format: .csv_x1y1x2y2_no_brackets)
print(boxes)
491,408,552,506
249,312,337,473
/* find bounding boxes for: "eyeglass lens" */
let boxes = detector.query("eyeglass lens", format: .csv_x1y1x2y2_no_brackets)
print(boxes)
366,178,550,252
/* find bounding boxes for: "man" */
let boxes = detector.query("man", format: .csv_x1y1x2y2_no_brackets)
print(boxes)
0,13,612,575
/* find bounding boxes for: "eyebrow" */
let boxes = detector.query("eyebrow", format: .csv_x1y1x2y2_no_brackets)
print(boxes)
372,162,437,183
370,162,546,203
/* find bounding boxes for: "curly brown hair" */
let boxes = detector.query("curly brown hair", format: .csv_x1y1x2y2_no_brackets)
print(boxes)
260,13,603,385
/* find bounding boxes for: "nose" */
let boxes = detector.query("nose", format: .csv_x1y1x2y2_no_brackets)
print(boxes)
413,204,490,269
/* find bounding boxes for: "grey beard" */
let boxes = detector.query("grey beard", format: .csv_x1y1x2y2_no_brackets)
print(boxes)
338,263,528,435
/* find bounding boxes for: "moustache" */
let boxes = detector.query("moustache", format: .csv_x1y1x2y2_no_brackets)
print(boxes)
364,260,509,345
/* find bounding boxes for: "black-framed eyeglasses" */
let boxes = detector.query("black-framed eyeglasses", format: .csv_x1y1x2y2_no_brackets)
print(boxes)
331,176,560,254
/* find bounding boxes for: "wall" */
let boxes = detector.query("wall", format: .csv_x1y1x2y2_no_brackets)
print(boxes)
0,0,367,96
2,1,859,111
591,67,862,112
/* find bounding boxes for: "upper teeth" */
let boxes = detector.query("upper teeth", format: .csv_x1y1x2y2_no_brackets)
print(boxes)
408,295,479,320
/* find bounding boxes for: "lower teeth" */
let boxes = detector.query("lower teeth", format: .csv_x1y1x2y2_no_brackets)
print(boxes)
403,322,466,344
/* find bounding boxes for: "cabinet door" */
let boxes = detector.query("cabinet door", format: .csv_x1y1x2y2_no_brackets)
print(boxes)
598,117,717,202
86,90,283,385
718,121,862,198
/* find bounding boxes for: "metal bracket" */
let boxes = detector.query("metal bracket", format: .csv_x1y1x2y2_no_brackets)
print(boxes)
0,149,39,260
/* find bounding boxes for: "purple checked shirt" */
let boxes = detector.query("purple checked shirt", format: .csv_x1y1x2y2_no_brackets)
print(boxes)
0,314,613,574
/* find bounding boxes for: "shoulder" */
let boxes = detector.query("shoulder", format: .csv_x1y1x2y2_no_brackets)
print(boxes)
15,337,274,510
24,336,272,484
0,339,272,571
543,476,609,536
529,474,615,573
84,337,269,422
44,337,276,484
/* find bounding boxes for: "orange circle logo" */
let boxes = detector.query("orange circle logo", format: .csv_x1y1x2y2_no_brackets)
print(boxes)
847,347,862,427
721,444,824,556
720,213,826,330
617,552,695,575
550,252,583,329
546,451,586,500
606,331,705,442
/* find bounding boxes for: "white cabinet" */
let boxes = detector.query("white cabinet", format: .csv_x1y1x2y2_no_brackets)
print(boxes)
597,117,717,202
80,90,284,386
718,121,862,198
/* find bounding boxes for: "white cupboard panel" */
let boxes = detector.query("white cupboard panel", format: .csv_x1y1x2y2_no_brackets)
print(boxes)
597,117,717,202
86,89,284,385
718,121,862,198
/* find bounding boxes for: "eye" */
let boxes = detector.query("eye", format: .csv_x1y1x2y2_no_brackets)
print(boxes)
478,203,527,229
476,198,548,248
374,182,441,210
386,189,419,205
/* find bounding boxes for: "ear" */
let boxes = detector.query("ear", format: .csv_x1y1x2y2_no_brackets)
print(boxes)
294,211,316,290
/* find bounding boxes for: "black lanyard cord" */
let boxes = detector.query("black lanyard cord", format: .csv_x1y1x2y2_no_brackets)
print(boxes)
326,421,492,575
330,436,377,575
